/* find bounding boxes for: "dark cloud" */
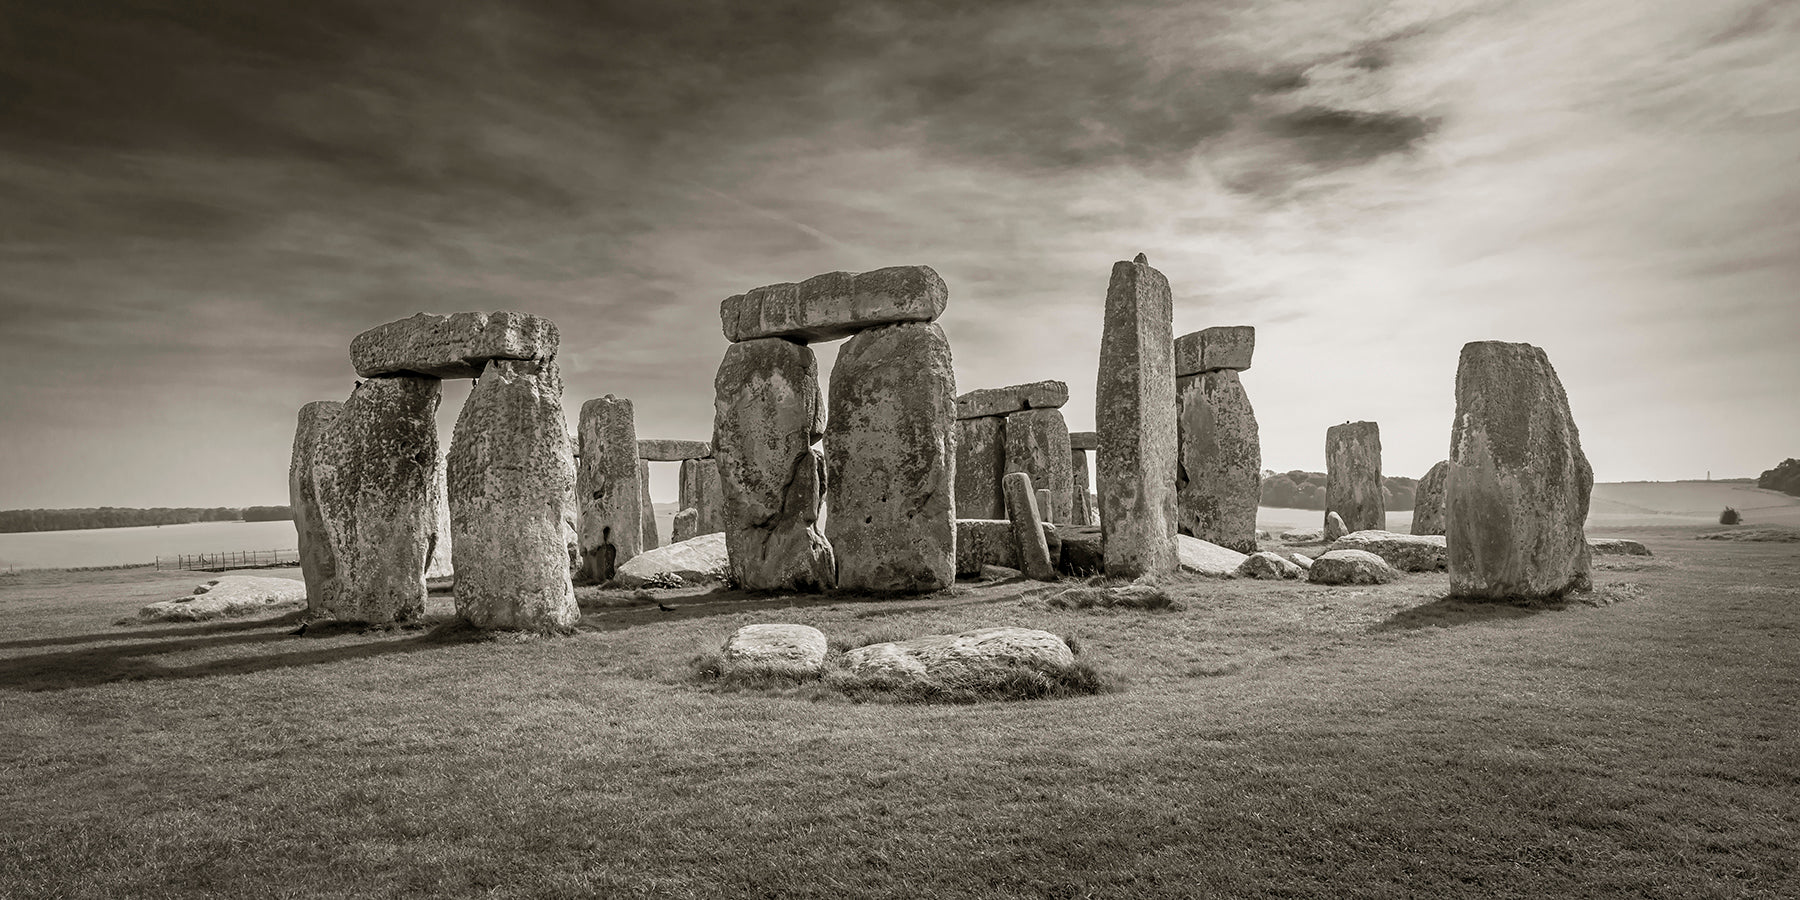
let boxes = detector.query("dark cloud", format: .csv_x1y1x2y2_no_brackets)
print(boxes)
1266,107,1437,165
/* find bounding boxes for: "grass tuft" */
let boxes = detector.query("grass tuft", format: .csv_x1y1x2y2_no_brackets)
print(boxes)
1695,525,1800,542
1045,582,1179,611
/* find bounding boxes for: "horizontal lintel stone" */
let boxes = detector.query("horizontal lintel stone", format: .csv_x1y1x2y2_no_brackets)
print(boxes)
637,439,713,461
720,265,947,344
1068,431,1099,451
1174,325,1254,376
955,380,1069,420
351,311,558,379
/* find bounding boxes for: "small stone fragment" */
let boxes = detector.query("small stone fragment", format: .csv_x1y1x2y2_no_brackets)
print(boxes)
955,380,1069,419
1175,534,1249,577
721,265,947,343
671,507,700,544
838,627,1074,685
1307,549,1400,585
1588,537,1651,556
351,311,558,379
1237,551,1303,580
1324,512,1349,542
616,532,730,588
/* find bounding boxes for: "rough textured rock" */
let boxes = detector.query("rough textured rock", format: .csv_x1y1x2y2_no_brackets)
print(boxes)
138,576,308,622
1237,551,1304,580
637,459,659,551
671,507,700,543
1068,431,1099,451
1175,534,1249,576
712,338,836,592
1174,325,1255,376
825,322,957,592
1004,408,1073,524
448,359,579,630
289,400,344,617
955,518,1058,577
1447,342,1594,600
311,375,440,624
721,265,947,343
1176,369,1261,554
425,451,453,579
722,623,828,677
839,627,1074,683
637,439,712,461
1056,525,1105,576
351,311,557,379
1286,551,1315,571
1326,421,1385,534
1588,537,1651,556
575,395,641,584
1069,449,1092,526
1308,549,1400,585
1412,460,1450,536
1281,528,1324,543
1096,255,1179,578
1328,530,1447,572
1002,472,1058,581
615,532,730,587
955,416,1007,519
677,456,726,538
1324,512,1350,542
955,380,1069,419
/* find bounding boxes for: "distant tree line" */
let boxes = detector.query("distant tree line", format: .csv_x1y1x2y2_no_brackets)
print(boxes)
0,506,294,533
1259,471,1417,511
1759,459,1800,497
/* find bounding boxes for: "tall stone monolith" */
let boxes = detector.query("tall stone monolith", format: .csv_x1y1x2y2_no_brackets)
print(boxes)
1069,449,1092,526
713,338,836,591
575,395,641,583
1411,460,1449,537
289,400,344,617
1005,408,1073,525
448,359,579,630
637,459,659,551
425,449,453,580
1096,254,1179,578
1325,421,1385,534
1176,370,1261,553
825,322,957,592
677,456,725,537
955,416,1006,519
1447,341,1593,600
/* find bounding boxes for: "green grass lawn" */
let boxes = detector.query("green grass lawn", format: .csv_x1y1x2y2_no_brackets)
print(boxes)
1,527,1795,898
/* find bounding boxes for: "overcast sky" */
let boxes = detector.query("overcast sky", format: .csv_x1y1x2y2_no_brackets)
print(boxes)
2,0,1796,507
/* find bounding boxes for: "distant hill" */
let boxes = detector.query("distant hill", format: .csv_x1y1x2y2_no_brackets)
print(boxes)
0,506,291,534
1589,482,1800,527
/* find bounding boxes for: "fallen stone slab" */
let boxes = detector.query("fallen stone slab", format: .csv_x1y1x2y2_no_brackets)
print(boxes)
721,265,947,343
1280,528,1324,543
1588,537,1651,557
1237,551,1303,580
1176,533,1249,577
955,380,1069,420
138,576,307,623
1174,325,1255,376
1327,530,1447,572
615,532,730,587
722,624,828,677
1286,551,1314,571
637,439,712,461
1068,431,1099,451
839,627,1074,684
351,311,558,379
1308,549,1400,585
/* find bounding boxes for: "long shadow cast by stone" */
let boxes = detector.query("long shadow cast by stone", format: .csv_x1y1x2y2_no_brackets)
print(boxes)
576,578,1037,633
0,610,310,651
1374,594,1565,632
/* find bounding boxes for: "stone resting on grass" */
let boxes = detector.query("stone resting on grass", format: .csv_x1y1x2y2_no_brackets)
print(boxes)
722,623,828,677
839,627,1075,685
1307,549,1400,585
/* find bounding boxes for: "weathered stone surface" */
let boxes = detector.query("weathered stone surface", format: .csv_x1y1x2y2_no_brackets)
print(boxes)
721,265,947,343
955,518,1058,577
1068,431,1099,451
1281,528,1324,543
677,456,726,538
1176,369,1261,553
1328,530,1447,572
425,450,453,579
825,322,957,592
1057,525,1105,576
1176,534,1249,577
289,400,344,617
1326,421,1385,534
1237,551,1303,580
351,311,558,379
1286,551,1315,570
1308,549,1400,585
712,338,835,592
1003,472,1058,581
722,623,828,677
1447,341,1593,600
839,627,1074,683
312,376,440,624
955,416,1007,519
637,459,659,551
1174,325,1255,376
671,507,699,544
575,395,641,584
1588,537,1651,556
616,532,730,587
138,576,308,623
1324,512,1350,542
1412,460,1449,536
448,359,579,630
1004,408,1073,524
1096,255,1179,578
955,380,1069,419
637,439,712,461
1069,449,1093,526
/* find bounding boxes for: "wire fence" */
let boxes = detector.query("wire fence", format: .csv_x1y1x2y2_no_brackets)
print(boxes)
156,549,300,571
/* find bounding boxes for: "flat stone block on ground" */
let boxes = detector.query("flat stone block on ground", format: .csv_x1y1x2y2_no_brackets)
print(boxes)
1308,549,1400,585
1327,530,1447,572
1175,533,1249,577
615,532,730,587
723,624,828,677
838,627,1073,684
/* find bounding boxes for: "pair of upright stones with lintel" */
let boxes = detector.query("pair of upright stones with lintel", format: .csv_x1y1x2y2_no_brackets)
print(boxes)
955,380,1085,526
289,311,578,631
570,404,723,584
1174,325,1260,553
713,266,956,593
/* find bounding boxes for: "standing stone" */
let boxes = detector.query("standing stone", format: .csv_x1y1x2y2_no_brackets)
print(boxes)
448,359,579,630
1003,472,1057,581
955,416,1007,520
1036,488,1054,523
1326,421,1385,534
425,450,453,579
575,396,642,584
1412,460,1450,537
1004,408,1073,525
713,338,836,591
1069,449,1092,526
289,401,344,617
637,459,659,550
1176,369,1261,554
671,508,700,544
677,456,726,537
312,376,441,624
1447,341,1593,600
1096,254,1179,578
825,322,957,592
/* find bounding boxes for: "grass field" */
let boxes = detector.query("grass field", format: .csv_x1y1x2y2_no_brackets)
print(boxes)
1,527,1796,898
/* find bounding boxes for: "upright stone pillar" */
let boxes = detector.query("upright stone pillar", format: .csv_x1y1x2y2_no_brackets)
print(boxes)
1003,472,1057,581
1004,409,1073,525
289,400,344,618
448,359,579,630
713,338,836,591
826,322,957,592
637,459,659,550
955,416,1006,519
1447,341,1593,599
677,457,726,537
1412,460,1449,536
1176,370,1261,553
1096,254,1178,578
1069,449,1092,526
1326,421,1385,534
425,450,453,580
575,395,641,583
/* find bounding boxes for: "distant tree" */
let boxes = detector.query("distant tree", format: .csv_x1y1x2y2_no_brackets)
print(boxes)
1719,507,1742,525
241,506,294,522
1758,459,1800,497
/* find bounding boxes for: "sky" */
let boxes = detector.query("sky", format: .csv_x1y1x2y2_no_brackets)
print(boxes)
1,0,1796,508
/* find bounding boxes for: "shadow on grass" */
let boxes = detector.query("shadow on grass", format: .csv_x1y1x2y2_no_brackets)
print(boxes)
0,610,314,651
1374,594,1565,632
577,578,1035,632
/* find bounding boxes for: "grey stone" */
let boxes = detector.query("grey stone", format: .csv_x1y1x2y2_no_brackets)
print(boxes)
1036,488,1054,523
838,627,1074,683
712,338,835,592
671,507,700,544
638,459,659,551
1307,549,1400,585
575,395,641,584
1174,325,1255,376
1004,408,1073,525
1096,255,1179,578
1237,551,1304,580
1281,528,1324,543
1324,512,1349,542
1326,421,1385,534
956,519,1018,578
351,311,558,379
1447,342,1593,600
1003,472,1058,581
1327,530,1447,572
1069,449,1093,526
289,400,344,618
722,623,828,677
1175,533,1249,577
1286,551,1314,570
721,265,947,343
448,359,579,631
1412,460,1449,536
637,439,712,461
1068,431,1099,451
138,576,308,622
955,380,1069,420
955,416,1007,519
1176,369,1261,554
616,532,730,588
425,450,453,580
825,322,957,592
1588,537,1650,556
677,456,726,538
1056,525,1105,576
